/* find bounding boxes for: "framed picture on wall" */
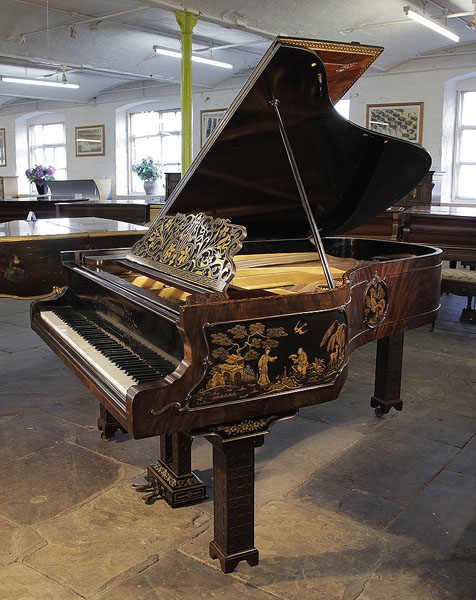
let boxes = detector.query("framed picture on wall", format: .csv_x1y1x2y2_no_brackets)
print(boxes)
75,125,105,157
366,103,423,145
200,109,226,147
0,128,6,166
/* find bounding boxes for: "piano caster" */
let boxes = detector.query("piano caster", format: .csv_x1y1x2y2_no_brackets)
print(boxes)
371,396,403,418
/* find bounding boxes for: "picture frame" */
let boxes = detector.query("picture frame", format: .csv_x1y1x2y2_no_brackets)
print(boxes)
0,128,6,166
366,103,423,145
75,124,105,157
200,109,226,147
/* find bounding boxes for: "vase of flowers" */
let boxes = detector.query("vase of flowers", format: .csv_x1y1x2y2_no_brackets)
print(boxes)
25,165,55,196
132,158,162,195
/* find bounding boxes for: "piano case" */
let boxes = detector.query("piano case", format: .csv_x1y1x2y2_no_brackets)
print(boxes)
31,37,442,574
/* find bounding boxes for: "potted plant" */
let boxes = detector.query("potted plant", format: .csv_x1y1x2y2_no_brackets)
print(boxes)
132,157,162,195
25,165,55,196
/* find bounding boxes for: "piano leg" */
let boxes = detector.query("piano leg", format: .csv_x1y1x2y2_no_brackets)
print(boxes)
208,434,263,574
145,432,207,507
97,404,126,441
370,333,404,417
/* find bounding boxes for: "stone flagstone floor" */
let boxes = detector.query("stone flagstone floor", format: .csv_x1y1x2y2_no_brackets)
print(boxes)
0,295,475,599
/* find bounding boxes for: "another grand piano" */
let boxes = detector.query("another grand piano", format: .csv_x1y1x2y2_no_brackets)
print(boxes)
31,37,442,573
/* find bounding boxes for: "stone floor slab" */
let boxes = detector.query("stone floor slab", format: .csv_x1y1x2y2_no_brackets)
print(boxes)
96,549,275,600
180,500,386,600
289,478,402,528
358,542,476,600
416,378,476,418
0,345,64,381
0,407,87,467
73,427,163,468
191,418,362,514
401,347,461,385
0,321,45,353
446,435,476,476
383,404,476,448
0,442,124,525
0,563,81,599
0,516,45,565
0,309,33,328
26,482,211,598
40,391,99,427
1,365,87,397
389,470,476,555
254,418,362,505
315,428,458,504
300,376,386,434
453,513,476,561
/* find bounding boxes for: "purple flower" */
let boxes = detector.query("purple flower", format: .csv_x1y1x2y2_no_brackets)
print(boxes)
25,168,32,177
46,166,55,175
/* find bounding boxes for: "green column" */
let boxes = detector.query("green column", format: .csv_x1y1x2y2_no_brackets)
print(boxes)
175,11,198,175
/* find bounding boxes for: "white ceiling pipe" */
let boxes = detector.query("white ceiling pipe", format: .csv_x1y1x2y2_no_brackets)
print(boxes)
6,6,151,41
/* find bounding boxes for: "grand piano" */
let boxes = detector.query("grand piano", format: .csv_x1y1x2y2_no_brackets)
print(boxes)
31,37,442,574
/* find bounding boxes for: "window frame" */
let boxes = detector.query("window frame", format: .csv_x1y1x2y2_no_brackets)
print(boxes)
128,108,181,195
28,121,67,181
453,91,476,202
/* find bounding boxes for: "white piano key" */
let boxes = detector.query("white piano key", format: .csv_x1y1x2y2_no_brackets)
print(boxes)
41,311,136,396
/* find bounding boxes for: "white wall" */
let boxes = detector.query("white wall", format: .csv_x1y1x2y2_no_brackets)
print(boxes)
0,77,246,197
1,47,475,201
349,46,476,201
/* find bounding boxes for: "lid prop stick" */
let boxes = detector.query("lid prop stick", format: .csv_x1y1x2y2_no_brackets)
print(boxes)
269,97,335,289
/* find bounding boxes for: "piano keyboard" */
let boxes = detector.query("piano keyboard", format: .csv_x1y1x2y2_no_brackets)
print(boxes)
41,309,176,397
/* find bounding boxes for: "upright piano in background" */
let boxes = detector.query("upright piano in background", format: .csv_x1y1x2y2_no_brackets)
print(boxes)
32,37,441,573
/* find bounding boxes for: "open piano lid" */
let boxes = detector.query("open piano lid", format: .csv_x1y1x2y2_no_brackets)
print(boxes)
139,37,431,242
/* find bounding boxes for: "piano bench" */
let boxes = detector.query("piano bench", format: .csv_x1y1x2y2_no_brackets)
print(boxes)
441,267,476,323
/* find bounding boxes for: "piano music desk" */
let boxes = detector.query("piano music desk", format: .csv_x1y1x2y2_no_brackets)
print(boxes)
0,217,146,299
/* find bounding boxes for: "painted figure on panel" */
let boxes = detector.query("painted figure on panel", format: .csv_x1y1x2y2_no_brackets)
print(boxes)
289,347,309,377
258,348,277,386
192,315,348,407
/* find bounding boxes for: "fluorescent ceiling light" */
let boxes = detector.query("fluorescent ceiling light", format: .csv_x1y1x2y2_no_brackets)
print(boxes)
153,46,233,69
404,6,460,42
1,76,79,89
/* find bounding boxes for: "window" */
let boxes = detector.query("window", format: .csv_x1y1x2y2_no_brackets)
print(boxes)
129,110,181,194
29,122,67,180
454,91,476,201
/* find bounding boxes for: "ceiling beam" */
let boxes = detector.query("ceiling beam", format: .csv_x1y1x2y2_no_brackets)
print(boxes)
0,51,176,83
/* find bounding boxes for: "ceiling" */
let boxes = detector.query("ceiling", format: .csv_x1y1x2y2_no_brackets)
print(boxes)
0,0,475,109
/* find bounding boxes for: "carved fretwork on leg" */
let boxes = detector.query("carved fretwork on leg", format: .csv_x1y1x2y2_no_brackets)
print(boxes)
97,404,126,441
143,432,207,507
371,332,404,417
208,435,263,574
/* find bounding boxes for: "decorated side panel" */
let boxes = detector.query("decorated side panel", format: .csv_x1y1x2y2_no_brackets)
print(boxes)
189,309,348,408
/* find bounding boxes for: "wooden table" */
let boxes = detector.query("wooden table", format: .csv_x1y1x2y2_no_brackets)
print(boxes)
0,217,147,299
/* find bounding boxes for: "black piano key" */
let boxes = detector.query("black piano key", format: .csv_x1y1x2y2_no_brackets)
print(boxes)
51,308,176,384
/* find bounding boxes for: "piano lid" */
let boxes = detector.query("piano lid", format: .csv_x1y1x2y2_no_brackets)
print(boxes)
149,37,432,242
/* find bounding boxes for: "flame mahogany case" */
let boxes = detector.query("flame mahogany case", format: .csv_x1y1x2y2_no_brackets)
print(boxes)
31,37,442,574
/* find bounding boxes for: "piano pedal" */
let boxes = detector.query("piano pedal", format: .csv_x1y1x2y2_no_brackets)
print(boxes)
141,490,163,504
131,482,155,492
